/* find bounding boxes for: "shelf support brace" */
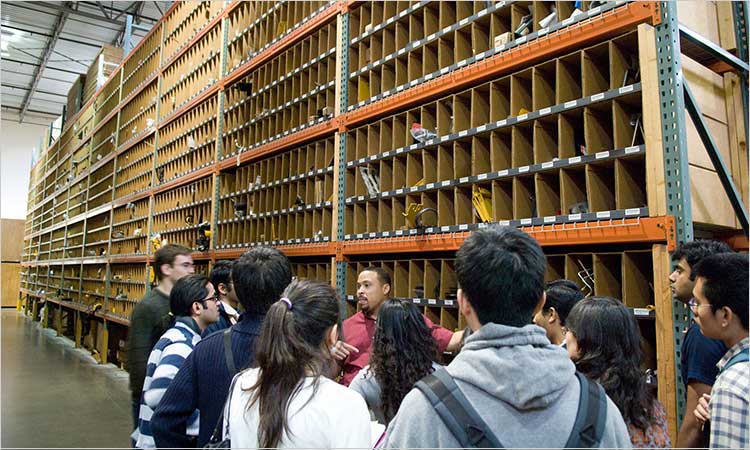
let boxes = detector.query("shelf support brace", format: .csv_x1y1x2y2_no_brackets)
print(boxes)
682,77,750,234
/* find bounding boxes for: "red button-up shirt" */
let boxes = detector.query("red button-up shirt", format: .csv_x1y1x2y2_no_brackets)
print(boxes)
339,310,453,386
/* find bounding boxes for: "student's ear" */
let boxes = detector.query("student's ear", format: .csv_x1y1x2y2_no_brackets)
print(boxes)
191,301,202,315
382,282,391,297
719,306,734,328
547,306,558,325
218,283,229,296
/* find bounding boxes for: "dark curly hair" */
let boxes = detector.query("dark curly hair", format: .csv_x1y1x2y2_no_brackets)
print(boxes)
566,297,654,432
370,299,438,422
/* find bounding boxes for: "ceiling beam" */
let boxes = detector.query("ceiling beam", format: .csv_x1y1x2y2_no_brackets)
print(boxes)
29,1,142,27
3,57,83,76
2,83,70,98
0,24,103,49
95,1,111,19
19,2,70,123
80,1,160,22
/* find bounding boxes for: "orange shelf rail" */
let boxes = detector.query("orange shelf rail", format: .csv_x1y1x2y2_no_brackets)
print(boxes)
213,241,337,259
341,216,676,256
344,1,660,128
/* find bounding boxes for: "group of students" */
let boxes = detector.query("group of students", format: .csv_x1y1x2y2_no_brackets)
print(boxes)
126,227,748,449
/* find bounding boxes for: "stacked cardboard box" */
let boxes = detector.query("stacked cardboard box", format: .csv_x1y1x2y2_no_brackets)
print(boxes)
82,44,123,106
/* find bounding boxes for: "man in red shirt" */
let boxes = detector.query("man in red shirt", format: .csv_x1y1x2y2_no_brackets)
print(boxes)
333,266,464,386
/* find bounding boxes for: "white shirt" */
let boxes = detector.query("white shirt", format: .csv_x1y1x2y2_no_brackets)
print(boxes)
224,368,372,449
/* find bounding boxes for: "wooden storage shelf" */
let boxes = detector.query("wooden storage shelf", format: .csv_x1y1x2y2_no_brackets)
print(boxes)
119,80,158,145
123,30,162,97
108,263,147,319
157,93,218,184
80,264,107,307
95,75,122,125
160,21,222,121
152,176,213,251
226,1,329,73
114,137,155,199
162,1,224,65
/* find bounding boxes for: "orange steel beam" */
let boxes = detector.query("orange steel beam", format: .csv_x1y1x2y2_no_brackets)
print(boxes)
223,2,340,87
217,120,337,170
344,1,660,128
213,241,338,259
342,216,676,255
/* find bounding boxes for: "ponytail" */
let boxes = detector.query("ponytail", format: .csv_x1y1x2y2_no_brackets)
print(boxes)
245,279,340,448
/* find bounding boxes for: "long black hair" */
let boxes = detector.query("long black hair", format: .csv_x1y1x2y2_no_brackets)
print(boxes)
370,299,438,422
245,279,340,448
566,296,654,431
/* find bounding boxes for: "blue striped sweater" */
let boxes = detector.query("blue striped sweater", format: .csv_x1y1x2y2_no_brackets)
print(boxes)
133,318,201,449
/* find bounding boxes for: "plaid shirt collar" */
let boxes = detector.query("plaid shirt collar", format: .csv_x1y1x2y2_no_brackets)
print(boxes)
717,336,749,371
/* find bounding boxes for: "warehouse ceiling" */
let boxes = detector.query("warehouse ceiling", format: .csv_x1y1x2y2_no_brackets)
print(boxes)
1,1,170,126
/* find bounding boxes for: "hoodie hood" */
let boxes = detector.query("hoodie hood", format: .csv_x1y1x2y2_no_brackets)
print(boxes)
447,323,576,410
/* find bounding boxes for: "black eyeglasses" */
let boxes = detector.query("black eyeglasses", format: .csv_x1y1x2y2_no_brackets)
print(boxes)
195,293,219,306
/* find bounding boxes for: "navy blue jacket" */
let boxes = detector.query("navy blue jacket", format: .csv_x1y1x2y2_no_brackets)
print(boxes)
151,313,264,448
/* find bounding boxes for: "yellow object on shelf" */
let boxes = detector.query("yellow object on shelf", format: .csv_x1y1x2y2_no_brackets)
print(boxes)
472,186,493,223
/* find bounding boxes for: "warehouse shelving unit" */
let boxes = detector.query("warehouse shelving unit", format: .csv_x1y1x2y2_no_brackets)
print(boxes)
20,1,748,442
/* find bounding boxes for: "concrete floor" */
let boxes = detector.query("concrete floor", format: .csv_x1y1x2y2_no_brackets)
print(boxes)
1,309,133,448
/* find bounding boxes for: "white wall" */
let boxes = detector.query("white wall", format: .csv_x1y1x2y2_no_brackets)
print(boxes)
1,119,50,219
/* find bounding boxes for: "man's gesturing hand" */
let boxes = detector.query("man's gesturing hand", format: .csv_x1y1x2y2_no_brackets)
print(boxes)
330,341,358,361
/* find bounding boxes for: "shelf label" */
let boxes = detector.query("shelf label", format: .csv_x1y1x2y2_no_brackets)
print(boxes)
625,146,640,154
596,211,611,219
459,224,469,230
625,208,641,216
520,218,532,225
517,113,528,121
428,299,437,305
460,177,469,183
544,216,556,223
441,180,451,187
413,298,421,304
444,299,454,306
633,308,650,317
518,166,530,173
591,93,605,102
477,173,488,180
595,151,609,159
569,213,582,221
564,100,578,109
539,107,552,116
569,156,582,164
498,169,509,177
541,161,554,169
620,85,634,94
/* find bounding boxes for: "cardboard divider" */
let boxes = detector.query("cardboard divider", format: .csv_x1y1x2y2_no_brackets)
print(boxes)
437,98,453,137
511,69,533,116
512,124,534,168
622,250,653,309
513,176,536,219
454,139,472,179
584,103,614,154
610,31,639,90
582,42,610,96
534,116,559,164
557,52,582,104
615,157,647,210
560,166,588,215
558,108,585,159
491,129,512,171
533,60,556,111
594,253,622,299
493,179,513,221
586,162,616,212
472,135,491,176
545,255,566,282
490,77,511,121
455,187,473,225
455,25,472,63
408,260,425,298
437,144,455,182
437,189,455,227
472,15,491,55
535,171,562,217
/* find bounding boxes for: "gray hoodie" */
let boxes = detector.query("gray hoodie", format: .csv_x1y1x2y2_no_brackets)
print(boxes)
383,323,632,449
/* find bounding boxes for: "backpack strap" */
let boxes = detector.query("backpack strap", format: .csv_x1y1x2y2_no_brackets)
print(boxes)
415,367,503,448
223,328,236,375
564,372,607,449
721,350,749,373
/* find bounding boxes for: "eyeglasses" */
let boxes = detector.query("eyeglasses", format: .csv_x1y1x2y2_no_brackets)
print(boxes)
196,293,219,305
687,298,712,312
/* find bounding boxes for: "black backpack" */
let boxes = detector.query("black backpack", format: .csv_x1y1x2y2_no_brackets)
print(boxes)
415,368,607,448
